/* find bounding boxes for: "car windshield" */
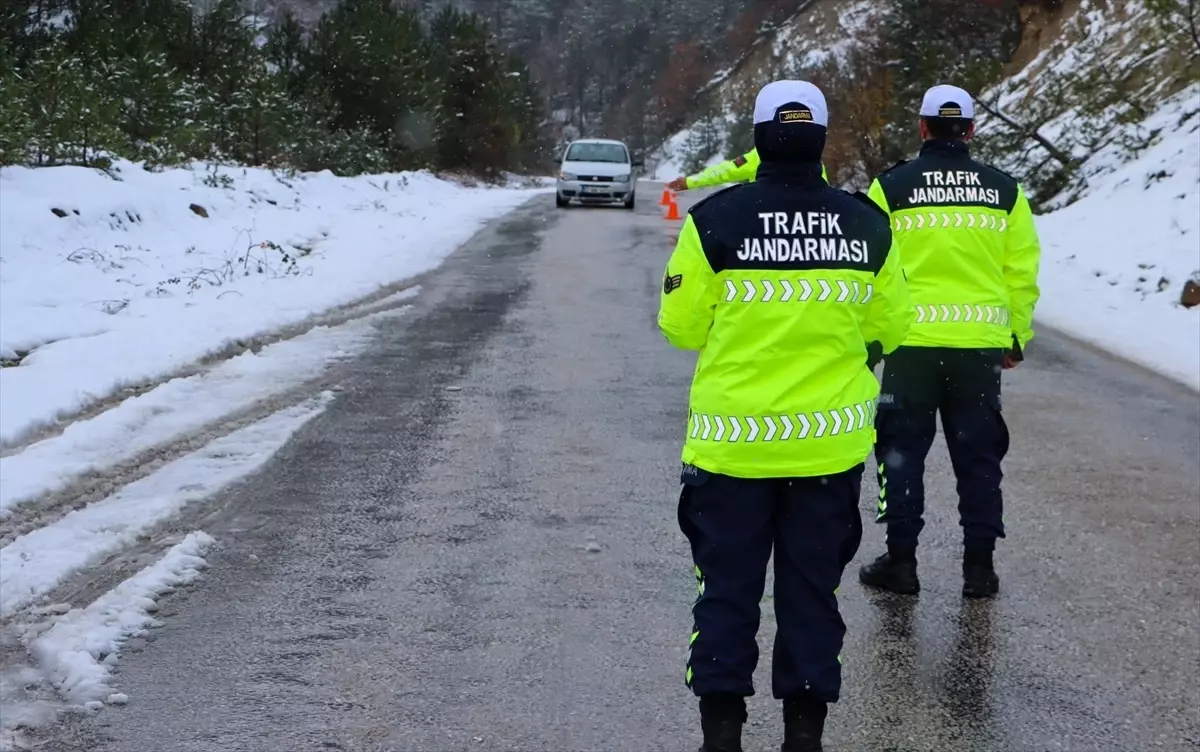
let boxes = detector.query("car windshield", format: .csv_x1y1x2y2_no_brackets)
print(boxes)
565,142,628,164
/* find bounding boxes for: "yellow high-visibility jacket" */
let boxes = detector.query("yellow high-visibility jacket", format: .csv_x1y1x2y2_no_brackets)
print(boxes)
659,162,912,478
867,139,1041,350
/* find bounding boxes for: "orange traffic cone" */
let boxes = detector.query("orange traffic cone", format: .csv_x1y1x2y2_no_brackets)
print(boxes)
664,199,681,221
659,187,674,206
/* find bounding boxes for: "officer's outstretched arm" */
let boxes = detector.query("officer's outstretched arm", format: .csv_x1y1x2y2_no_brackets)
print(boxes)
1005,185,1042,348
862,238,913,355
685,149,759,189
658,215,718,350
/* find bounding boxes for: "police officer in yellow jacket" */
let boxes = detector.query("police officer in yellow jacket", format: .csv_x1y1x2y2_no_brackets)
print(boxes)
666,148,828,191
659,80,912,752
858,84,1041,600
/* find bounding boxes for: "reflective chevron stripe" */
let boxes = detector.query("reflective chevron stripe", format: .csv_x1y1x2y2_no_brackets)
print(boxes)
689,400,877,443
913,304,1010,326
724,278,874,304
893,212,1008,233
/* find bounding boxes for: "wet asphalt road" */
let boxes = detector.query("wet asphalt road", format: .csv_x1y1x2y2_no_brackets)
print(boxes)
35,187,1200,752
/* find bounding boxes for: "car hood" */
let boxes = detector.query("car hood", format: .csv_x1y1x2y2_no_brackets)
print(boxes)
562,161,630,177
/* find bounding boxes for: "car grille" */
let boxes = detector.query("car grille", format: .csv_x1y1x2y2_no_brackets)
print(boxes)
576,175,613,183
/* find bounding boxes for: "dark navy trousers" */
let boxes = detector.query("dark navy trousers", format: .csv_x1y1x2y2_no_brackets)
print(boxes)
873,346,1010,551
678,464,863,704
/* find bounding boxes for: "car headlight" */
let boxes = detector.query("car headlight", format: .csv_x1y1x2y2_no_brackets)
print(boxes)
559,172,577,181
613,173,631,183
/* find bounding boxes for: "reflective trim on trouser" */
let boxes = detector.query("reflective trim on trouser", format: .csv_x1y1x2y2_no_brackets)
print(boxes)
874,406,937,549
875,346,1008,549
677,466,863,703
679,474,772,698
876,404,1009,548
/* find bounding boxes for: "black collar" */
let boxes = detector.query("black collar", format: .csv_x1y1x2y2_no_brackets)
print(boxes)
755,161,825,186
920,139,971,158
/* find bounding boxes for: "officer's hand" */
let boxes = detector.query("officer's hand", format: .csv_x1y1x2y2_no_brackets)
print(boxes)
1003,335,1024,370
866,341,884,371
666,177,689,192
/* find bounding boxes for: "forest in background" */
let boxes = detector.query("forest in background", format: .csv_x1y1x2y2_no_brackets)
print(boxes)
0,0,819,175
0,0,545,176
1,0,1195,183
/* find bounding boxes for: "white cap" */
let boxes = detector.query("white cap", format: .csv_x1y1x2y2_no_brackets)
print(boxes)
920,84,975,119
753,81,828,127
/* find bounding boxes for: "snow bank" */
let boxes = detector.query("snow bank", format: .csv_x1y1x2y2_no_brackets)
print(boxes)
0,160,545,446
1034,86,1200,388
28,531,216,706
0,394,330,618
0,309,404,518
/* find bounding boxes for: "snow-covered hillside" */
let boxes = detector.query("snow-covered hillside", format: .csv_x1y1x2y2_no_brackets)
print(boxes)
1034,86,1199,388
650,0,876,181
0,162,546,448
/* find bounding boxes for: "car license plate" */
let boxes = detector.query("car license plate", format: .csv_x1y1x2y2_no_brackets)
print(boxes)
583,185,608,193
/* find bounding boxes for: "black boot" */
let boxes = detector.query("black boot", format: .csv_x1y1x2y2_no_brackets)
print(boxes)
781,696,827,752
858,548,919,595
963,545,999,598
698,695,745,752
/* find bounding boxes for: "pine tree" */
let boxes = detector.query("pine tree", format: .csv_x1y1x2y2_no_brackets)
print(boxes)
105,49,194,166
0,44,33,165
429,7,512,173
498,52,549,171
307,0,435,168
24,38,121,166
878,0,1021,163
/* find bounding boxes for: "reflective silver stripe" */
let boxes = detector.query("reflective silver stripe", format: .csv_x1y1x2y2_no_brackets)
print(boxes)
724,278,874,304
892,212,1008,232
914,304,1009,326
689,400,878,443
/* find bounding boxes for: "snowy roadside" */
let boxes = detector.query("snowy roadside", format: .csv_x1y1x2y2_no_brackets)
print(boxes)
0,303,401,745
0,160,551,448
1033,87,1200,389
0,160,550,744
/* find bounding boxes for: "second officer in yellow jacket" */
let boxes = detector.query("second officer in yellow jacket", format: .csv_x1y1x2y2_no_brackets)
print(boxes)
858,84,1041,600
666,147,828,191
659,80,912,752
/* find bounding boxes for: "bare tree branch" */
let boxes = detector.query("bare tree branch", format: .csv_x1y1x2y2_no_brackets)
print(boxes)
976,97,1077,168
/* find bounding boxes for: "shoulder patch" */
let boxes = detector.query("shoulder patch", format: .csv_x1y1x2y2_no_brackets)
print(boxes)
879,159,909,175
732,155,748,167
851,190,889,221
663,271,682,294
687,184,744,217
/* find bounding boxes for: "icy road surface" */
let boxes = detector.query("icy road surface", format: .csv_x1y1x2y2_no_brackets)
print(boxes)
27,190,1200,752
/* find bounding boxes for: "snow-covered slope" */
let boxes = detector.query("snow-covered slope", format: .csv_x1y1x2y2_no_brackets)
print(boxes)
0,161,547,447
1034,86,1200,388
649,0,876,181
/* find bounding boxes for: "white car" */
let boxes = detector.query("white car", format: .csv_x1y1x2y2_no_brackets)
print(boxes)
556,139,643,209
